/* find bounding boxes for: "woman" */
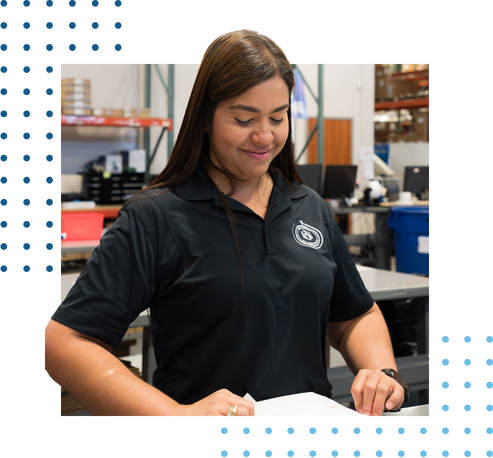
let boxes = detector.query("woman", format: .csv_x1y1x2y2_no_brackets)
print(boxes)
46,30,407,416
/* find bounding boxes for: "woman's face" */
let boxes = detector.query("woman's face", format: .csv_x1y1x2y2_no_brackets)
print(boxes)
208,75,290,184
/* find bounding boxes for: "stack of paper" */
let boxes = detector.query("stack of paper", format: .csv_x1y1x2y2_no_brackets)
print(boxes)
244,392,363,416
244,392,429,416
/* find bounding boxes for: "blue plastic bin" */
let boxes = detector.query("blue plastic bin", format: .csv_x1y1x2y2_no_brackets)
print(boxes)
387,207,429,275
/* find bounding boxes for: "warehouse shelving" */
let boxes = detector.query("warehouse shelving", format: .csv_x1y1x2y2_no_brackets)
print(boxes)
61,115,172,129
62,64,174,186
374,98,429,111
375,61,433,143
60,64,176,265
61,114,172,186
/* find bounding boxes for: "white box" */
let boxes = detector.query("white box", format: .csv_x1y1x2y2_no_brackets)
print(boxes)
128,149,146,173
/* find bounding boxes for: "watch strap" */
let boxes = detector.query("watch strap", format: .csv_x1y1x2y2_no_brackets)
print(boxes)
381,368,410,403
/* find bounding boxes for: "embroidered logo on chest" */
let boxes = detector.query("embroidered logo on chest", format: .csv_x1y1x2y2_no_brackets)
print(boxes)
292,220,324,249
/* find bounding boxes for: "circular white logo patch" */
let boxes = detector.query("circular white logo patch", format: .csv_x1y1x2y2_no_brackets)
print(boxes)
292,220,324,249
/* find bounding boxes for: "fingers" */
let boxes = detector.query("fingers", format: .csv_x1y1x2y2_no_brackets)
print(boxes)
385,385,404,412
235,405,252,416
217,389,255,416
351,370,405,416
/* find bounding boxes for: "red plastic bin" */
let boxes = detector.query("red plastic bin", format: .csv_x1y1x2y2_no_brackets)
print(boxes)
61,212,105,241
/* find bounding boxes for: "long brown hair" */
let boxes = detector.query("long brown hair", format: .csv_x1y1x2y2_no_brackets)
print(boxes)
139,30,303,295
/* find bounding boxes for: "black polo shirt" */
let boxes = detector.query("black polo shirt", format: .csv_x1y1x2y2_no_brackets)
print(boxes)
53,166,374,405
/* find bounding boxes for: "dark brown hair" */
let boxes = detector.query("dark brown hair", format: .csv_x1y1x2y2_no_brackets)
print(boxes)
139,30,303,294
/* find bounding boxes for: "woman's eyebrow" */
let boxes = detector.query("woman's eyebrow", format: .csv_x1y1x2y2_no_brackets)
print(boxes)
228,103,290,114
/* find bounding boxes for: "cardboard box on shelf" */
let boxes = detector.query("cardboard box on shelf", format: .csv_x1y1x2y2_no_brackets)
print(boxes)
58,84,91,94
57,78,91,108
61,100,92,108
389,131,424,143
401,65,416,73
375,65,392,102
58,100,92,116
413,110,429,141
92,108,124,117
57,91,91,100
123,107,151,118
401,64,429,72
416,64,429,71
62,78,91,86
62,107,92,116
392,79,420,100
61,92,91,102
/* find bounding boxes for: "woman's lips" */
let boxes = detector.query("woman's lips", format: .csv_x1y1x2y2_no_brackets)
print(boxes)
241,149,271,160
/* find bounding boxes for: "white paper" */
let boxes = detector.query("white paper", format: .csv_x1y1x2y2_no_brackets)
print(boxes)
244,392,363,416
243,393,256,402
359,146,375,180
129,149,146,173
244,392,429,417
359,146,373,161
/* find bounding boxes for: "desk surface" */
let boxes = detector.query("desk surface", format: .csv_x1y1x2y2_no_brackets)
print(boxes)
329,202,429,214
356,265,429,301
61,239,100,254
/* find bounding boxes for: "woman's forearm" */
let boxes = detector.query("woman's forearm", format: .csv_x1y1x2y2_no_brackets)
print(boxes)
337,304,397,375
45,319,180,416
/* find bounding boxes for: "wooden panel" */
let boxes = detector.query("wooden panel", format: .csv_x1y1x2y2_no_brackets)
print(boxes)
307,118,352,233
307,118,352,165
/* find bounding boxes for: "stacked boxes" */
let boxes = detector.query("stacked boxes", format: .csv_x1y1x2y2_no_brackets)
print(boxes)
61,79,151,118
92,108,124,117
401,64,428,72
123,107,151,118
375,65,393,102
61,78,92,115
375,65,428,102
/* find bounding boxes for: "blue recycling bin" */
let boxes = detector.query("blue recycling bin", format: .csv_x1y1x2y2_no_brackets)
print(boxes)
387,207,429,275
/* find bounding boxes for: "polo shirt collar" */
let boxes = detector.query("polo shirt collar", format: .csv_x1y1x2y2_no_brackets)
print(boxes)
174,165,308,203
174,166,215,201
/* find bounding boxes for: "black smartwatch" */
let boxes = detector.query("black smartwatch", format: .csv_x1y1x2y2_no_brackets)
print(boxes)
381,368,410,403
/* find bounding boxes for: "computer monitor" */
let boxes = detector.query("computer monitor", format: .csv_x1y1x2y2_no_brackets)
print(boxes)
322,165,358,200
403,166,429,199
296,164,323,195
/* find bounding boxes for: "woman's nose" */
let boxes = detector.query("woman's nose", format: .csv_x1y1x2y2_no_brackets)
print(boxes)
252,119,274,145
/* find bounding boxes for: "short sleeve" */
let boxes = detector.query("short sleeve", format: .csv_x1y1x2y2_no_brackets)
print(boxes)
52,208,160,347
328,221,374,322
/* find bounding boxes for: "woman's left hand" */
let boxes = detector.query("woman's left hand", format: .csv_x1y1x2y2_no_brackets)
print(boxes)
351,369,405,416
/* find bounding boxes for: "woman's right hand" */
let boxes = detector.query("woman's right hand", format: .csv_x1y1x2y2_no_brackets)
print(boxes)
174,389,255,416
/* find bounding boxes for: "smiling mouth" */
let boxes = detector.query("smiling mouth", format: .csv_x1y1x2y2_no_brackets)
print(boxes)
243,149,271,155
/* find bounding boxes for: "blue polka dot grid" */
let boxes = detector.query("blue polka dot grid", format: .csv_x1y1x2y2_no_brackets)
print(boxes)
217,333,493,458
0,0,125,282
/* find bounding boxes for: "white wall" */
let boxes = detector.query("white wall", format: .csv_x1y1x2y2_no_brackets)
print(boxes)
149,64,199,175
389,142,430,189
295,64,375,189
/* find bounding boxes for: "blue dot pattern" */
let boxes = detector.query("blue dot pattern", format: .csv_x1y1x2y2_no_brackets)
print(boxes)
212,333,493,458
0,0,128,286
